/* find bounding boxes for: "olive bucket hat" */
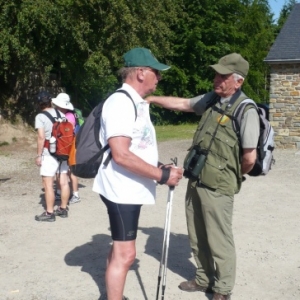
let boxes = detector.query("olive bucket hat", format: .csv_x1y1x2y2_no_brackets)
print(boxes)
210,53,249,78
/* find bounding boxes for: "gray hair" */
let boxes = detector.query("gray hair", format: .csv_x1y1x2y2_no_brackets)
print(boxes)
233,73,244,82
118,67,138,82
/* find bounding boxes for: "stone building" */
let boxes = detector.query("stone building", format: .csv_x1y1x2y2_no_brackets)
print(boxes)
264,3,300,149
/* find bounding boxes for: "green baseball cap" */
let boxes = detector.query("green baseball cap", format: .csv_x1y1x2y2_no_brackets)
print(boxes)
210,53,249,77
123,47,170,71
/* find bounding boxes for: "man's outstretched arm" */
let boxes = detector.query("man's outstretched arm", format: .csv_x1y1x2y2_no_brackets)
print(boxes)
146,95,194,112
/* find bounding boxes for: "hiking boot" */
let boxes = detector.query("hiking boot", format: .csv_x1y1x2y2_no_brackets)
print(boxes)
178,279,213,293
99,293,129,300
35,211,56,222
69,195,81,204
54,207,68,218
212,292,231,300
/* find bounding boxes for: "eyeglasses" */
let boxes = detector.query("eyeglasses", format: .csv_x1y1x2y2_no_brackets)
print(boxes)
142,67,161,77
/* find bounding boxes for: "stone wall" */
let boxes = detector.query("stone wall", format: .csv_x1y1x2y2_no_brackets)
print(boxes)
269,63,300,149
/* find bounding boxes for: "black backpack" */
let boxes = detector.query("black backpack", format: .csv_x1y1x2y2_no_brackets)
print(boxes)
68,90,137,178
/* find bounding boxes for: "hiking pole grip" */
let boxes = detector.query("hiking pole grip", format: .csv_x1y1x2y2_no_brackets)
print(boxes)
169,157,178,190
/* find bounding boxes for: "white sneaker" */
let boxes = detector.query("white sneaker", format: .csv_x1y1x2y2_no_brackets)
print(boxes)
69,195,81,204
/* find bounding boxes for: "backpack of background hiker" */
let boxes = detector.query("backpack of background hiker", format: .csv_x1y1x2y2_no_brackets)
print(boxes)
73,108,85,135
42,109,75,161
68,90,137,178
233,100,275,176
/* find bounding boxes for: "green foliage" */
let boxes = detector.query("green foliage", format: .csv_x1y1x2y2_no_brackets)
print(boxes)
276,0,296,31
0,0,295,124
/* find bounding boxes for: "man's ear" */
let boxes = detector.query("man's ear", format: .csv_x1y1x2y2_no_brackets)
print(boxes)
236,78,244,88
136,67,146,81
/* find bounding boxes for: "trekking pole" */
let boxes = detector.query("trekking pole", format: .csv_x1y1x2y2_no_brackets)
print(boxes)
156,157,177,300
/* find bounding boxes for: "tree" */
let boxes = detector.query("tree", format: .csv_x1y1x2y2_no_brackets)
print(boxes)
276,0,296,31
0,0,281,125
150,0,276,124
0,0,180,123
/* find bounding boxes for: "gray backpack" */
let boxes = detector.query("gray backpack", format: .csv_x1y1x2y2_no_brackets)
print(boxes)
69,90,137,178
233,99,275,176
202,92,275,176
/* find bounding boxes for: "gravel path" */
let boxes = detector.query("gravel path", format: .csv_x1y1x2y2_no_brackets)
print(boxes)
0,137,300,300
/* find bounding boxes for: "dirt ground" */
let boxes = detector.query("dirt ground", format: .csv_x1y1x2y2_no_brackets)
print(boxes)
1,124,300,300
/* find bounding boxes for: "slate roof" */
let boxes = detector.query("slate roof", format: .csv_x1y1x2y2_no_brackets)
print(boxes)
264,3,300,63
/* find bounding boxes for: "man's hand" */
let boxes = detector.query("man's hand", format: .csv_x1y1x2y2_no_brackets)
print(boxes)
35,156,42,167
166,166,183,186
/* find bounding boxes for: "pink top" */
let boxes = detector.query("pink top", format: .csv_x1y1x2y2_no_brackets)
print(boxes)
65,112,76,127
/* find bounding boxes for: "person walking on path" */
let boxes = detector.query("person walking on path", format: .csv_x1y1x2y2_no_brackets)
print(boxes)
34,92,73,222
147,53,260,300
92,47,183,300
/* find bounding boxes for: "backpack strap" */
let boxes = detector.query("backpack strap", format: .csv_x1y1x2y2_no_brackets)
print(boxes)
102,89,137,166
115,89,137,120
232,99,258,143
41,109,62,123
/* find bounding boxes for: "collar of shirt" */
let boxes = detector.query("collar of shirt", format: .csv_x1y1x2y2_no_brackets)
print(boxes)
220,96,231,104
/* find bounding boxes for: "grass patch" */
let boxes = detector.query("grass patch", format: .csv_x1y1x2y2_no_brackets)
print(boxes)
155,123,196,142
0,141,9,147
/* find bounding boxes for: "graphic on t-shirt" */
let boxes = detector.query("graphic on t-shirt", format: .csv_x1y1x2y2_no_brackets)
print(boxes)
132,103,155,150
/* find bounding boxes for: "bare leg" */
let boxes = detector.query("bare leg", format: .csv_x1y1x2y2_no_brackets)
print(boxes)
70,172,78,194
106,240,136,300
59,173,70,209
42,176,55,213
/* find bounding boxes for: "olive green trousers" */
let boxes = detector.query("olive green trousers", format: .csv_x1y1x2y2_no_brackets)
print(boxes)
185,180,235,295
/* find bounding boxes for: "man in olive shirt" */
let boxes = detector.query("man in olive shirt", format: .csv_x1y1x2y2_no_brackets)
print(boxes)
147,53,259,300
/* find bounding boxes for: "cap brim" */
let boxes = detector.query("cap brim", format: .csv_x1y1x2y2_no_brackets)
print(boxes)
149,62,171,71
209,64,233,75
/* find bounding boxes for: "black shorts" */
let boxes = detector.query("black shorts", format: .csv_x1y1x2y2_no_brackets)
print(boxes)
100,195,142,241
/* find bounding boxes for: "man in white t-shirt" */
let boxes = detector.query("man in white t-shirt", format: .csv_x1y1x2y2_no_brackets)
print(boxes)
34,92,74,222
93,47,183,300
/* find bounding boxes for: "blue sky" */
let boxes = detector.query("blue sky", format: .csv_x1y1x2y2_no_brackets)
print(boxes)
269,0,287,20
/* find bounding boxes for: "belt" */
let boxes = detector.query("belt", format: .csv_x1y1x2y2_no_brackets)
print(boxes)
196,180,216,191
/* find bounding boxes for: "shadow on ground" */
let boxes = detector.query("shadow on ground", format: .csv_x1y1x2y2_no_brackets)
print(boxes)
64,226,199,300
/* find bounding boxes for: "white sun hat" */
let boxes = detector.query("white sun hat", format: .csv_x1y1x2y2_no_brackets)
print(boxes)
52,93,74,110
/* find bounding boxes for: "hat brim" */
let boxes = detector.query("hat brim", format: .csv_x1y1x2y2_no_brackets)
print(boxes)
149,62,171,71
209,64,233,75
52,98,74,111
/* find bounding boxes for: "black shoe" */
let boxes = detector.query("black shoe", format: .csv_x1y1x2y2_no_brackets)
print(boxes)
54,207,68,218
99,293,129,300
35,212,56,222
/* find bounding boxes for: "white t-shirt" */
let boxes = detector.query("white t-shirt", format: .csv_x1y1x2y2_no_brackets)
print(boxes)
35,108,66,156
92,83,158,205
